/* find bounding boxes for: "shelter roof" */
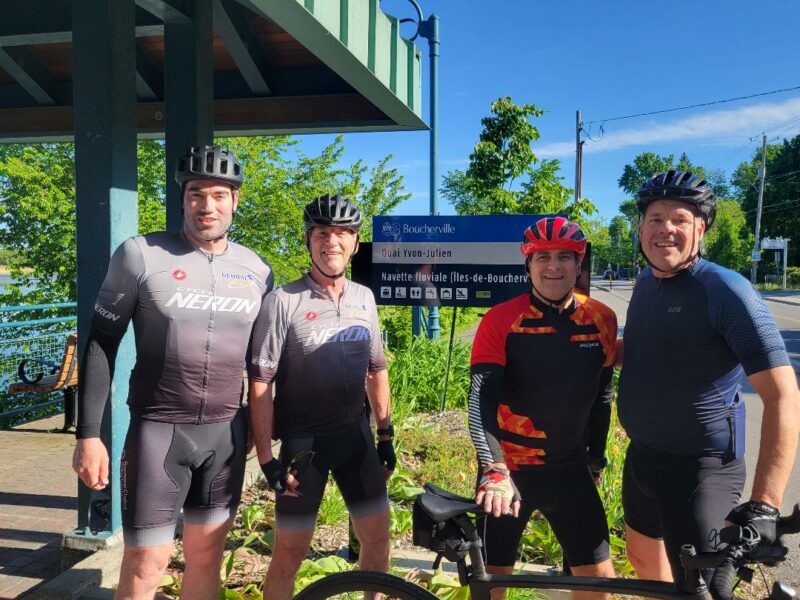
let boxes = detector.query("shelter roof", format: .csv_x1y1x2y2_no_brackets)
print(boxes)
0,0,426,142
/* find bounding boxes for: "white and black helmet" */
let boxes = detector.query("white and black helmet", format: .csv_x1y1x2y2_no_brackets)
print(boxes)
302,194,363,231
637,170,716,230
175,145,243,189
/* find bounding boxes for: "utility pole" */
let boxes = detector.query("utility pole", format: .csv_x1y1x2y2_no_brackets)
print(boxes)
575,110,583,203
750,133,767,285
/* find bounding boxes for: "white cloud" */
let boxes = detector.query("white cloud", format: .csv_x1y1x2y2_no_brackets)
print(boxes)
536,96,800,158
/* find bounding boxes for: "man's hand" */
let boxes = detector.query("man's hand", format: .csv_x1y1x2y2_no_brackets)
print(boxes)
377,439,396,479
72,438,110,490
727,500,780,546
588,456,607,487
475,465,520,518
260,458,301,497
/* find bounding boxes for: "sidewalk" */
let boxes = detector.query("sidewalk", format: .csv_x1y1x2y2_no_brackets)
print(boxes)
761,290,800,307
0,414,78,599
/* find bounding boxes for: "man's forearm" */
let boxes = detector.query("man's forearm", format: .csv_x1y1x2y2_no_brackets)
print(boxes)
249,380,275,463
750,366,800,508
366,369,391,429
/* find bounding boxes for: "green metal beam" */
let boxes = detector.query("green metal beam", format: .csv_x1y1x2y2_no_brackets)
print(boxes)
214,0,272,96
164,0,214,231
242,0,426,131
135,0,190,24
69,0,138,544
0,46,57,105
0,25,165,47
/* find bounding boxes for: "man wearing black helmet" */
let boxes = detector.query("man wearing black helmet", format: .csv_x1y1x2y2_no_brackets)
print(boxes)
618,171,799,590
249,194,394,600
72,146,274,600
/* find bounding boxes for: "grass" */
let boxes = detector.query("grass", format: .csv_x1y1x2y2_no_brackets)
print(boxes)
158,340,635,599
388,336,471,422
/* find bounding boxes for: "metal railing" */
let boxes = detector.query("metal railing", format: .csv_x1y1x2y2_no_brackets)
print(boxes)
0,303,77,428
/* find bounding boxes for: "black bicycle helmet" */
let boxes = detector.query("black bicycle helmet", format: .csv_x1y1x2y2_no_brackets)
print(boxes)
302,194,363,231
175,145,243,189
637,170,716,230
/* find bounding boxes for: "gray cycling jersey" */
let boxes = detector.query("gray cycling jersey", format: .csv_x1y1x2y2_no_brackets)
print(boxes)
249,274,386,438
92,231,273,423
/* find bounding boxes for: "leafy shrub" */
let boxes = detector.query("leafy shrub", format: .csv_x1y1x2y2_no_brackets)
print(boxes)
388,337,471,421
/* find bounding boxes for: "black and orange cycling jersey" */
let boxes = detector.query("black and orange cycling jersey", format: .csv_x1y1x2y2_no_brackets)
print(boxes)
468,291,617,470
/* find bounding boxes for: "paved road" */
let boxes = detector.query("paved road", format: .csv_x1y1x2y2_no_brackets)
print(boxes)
591,277,800,588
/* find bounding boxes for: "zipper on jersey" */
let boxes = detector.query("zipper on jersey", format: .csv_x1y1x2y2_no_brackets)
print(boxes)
197,251,216,423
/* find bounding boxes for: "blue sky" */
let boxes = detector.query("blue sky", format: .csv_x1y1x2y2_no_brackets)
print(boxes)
296,0,800,221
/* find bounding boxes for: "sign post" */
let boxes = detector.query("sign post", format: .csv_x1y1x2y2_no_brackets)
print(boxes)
761,238,789,289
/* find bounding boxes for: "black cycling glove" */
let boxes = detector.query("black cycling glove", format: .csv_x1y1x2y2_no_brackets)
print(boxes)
727,500,780,546
376,439,397,471
587,456,608,482
260,458,286,494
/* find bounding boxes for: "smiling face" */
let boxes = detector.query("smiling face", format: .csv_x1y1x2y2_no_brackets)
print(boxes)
307,225,359,280
639,199,705,278
527,249,579,304
182,180,239,251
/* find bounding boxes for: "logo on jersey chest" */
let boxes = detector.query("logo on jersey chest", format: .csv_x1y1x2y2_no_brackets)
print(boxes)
305,325,370,346
172,269,187,281
164,289,258,314
667,305,682,313
222,271,255,288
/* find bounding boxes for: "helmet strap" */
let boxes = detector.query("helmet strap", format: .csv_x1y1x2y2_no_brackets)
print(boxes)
526,255,579,310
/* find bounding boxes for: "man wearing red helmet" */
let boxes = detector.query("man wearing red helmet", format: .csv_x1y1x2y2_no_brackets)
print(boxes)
469,215,617,599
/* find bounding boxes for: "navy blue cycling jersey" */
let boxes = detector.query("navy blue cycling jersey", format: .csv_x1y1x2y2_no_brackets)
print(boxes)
618,259,789,458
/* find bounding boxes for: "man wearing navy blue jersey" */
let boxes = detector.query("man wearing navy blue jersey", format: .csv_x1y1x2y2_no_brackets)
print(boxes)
617,171,800,590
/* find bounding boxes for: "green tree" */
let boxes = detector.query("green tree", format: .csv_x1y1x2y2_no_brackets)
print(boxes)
704,199,752,271
732,133,800,266
618,151,728,200
607,215,632,269
0,144,77,303
441,97,597,223
0,137,409,301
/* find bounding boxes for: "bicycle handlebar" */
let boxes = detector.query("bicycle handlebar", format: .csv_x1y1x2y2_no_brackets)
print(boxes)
680,504,800,600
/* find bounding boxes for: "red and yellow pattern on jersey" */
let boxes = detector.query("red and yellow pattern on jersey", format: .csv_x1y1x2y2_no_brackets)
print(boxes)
471,292,617,470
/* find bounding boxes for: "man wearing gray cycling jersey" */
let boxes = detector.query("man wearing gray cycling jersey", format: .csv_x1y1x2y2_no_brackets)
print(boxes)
249,194,394,600
72,146,273,600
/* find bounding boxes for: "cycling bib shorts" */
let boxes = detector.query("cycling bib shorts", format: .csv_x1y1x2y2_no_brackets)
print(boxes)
120,410,248,546
274,418,389,531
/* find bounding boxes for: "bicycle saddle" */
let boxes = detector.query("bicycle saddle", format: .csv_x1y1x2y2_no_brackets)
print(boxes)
417,483,480,522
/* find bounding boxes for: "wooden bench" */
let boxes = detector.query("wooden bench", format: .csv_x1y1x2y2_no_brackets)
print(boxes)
7,332,78,431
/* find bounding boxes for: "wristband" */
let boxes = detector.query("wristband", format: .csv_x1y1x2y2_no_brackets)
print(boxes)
377,424,394,438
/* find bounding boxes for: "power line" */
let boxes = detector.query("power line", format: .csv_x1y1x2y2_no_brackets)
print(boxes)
744,198,800,215
584,85,800,125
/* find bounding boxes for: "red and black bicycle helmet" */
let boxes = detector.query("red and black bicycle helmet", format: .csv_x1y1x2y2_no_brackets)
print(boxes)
520,216,587,262
637,170,716,230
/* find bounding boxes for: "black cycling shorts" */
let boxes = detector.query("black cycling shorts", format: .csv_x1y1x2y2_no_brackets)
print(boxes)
622,442,745,588
480,465,610,567
120,410,247,547
275,418,389,531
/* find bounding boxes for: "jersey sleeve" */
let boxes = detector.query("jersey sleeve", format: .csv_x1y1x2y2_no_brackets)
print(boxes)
470,306,509,367
77,237,144,438
709,273,789,375
468,306,512,467
583,365,613,460
248,291,287,383
91,237,143,335
367,292,387,371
